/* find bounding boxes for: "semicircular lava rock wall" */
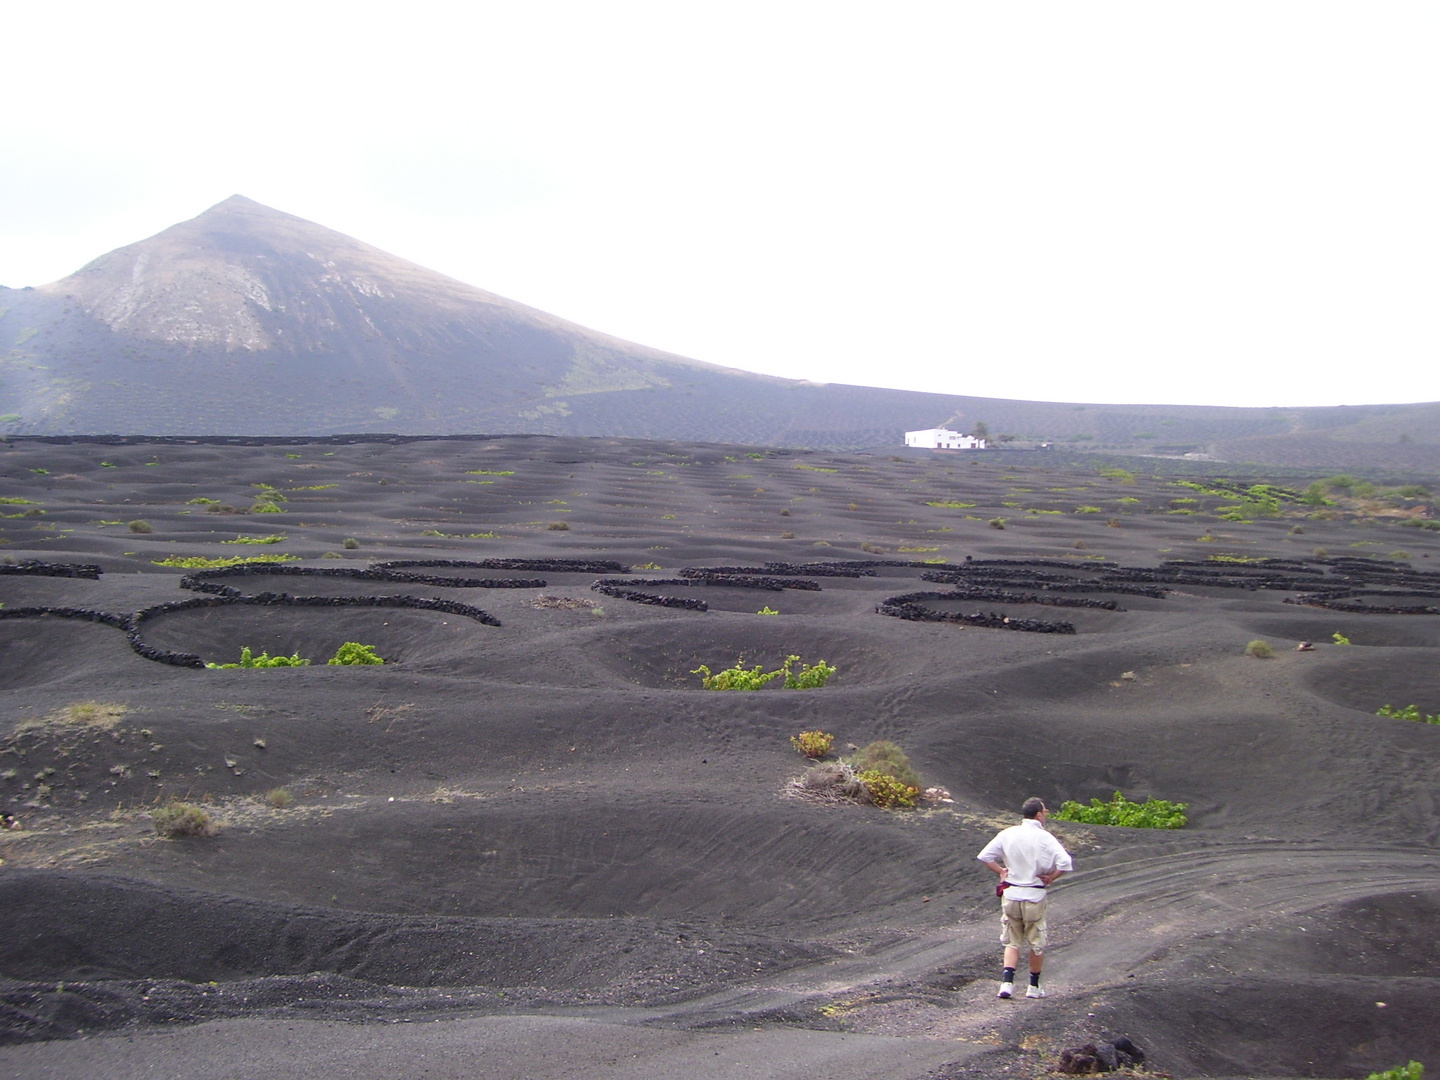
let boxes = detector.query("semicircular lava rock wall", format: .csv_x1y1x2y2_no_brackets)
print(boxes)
591,578,709,611
875,592,1078,634
890,555,1440,630
376,558,629,575
6,555,1437,667
0,562,505,669
130,595,503,667
0,559,104,580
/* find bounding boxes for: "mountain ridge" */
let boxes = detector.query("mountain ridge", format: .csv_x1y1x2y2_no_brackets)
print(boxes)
1,196,1437,472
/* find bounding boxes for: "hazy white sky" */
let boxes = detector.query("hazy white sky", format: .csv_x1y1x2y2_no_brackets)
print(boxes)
2,2,1436,408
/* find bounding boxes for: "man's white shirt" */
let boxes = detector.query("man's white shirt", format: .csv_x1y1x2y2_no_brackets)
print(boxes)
977,818,1073,902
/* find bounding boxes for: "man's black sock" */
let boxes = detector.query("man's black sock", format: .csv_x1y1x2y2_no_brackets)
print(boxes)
1029,971,1042,987
1002,967,1016,983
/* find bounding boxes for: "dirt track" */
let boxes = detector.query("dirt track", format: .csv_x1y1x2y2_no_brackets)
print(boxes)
2,436,1438,1079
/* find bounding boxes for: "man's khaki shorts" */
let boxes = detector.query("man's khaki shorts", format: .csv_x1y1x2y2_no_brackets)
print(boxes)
1000,897,1048,953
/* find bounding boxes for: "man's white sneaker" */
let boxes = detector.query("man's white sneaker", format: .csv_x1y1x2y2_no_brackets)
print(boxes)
1026,985,1045,998
997,981,1014,999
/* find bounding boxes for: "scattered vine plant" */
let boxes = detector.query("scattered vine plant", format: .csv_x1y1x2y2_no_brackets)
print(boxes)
154,554,300,569
329,641,385,665
693,655,836,690
1366,1062,1423,1080
1053,791,1188,829
208,642,387,668
207,647,309,669
1377,704,1440,725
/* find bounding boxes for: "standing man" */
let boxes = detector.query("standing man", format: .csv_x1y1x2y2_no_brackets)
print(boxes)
977,797,1072,999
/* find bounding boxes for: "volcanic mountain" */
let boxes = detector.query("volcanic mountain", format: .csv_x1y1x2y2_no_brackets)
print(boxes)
2,195,1439,467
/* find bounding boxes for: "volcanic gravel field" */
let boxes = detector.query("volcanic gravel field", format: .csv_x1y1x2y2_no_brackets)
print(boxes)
1,435,1438,1080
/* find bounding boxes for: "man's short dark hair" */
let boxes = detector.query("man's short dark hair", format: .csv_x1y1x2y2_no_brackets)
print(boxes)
1022,797,1046,818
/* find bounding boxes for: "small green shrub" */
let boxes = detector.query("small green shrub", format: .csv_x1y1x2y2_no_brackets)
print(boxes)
693,655,836,690
1053,790,1188,829
127,520,152,534
988,517,1006,529
850,740,922,790
1245,639,1274,658
328,641,385,666
1075,506,1103,514
1367,1062,1423,1080
547,521,570,530
757,606,780,615
1377,704,1440,725
207,647,310,669
152,802,216,838
858,770,921,808
250,501,285,514
187,497,220,505
265,788,294,808
1332,631,1351,645
222,534,286,545
791,730,834,758
925,500,976,509
342,537,360,549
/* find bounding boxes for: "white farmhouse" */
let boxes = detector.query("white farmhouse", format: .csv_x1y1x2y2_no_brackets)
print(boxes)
904,427,986,450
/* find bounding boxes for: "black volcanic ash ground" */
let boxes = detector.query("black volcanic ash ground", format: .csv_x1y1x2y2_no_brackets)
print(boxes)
1,436,1439,1079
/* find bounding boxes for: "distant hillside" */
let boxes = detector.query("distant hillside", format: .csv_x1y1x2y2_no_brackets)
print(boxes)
1,196,1436,472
